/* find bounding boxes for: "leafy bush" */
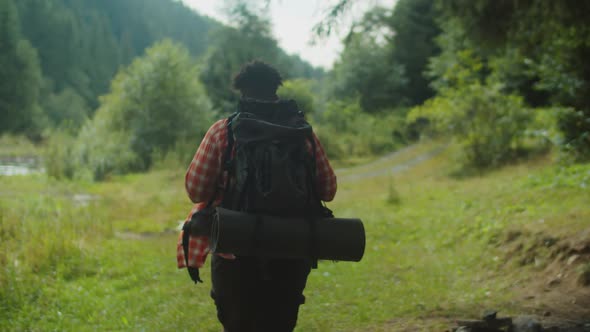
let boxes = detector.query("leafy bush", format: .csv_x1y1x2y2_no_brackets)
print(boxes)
523,163,590,189
45,119,142,181
277,79,317,116
150,138,198,171
44,131,77,180
0,134,39,158
315,100,406,159
408,83,531,169
556,107,590,161
72,120,142,181
525,107,560,146
61,39,214,180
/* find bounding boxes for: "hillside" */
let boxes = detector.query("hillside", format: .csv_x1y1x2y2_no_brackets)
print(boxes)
12,0,321,110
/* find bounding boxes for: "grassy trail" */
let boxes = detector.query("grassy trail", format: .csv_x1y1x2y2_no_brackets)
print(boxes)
1,141,589,331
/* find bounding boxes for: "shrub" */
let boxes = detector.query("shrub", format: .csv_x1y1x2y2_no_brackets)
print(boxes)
0,134,39,158
151,138,198,171
71,39,213,180
556,107,590,161
408,83,532,169
72,121,141,181
44,131,77,180
45,121,143,182
277,79,317,116
315,100,406,159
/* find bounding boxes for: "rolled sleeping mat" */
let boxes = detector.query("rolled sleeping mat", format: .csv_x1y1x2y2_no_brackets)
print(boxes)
210,208,365,262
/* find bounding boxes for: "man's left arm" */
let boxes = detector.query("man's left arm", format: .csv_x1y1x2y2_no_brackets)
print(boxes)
185,119,226,203
179,120,227,272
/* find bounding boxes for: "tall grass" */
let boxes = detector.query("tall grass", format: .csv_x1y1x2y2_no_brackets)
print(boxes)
0,134,40,158
0,178,113,329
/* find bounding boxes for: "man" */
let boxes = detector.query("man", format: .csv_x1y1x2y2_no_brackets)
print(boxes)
177,60,337,331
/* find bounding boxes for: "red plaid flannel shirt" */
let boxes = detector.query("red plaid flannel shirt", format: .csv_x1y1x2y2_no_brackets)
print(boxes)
177,118,337,269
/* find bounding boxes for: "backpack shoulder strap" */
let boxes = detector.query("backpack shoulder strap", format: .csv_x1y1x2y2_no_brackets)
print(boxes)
219,113,239,206
223,112,238,171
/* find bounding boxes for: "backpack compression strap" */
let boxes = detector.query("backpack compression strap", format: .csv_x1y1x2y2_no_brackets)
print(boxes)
182,229,203,283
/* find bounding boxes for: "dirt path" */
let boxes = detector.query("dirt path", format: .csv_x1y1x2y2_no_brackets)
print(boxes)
337,144,447,182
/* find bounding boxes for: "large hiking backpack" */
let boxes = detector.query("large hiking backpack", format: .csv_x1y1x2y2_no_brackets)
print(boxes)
221,99,322,217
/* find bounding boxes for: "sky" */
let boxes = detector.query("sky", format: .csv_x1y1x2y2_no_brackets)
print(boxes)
182,0,396,70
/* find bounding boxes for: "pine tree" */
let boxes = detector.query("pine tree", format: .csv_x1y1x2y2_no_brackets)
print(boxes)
0,0,43,134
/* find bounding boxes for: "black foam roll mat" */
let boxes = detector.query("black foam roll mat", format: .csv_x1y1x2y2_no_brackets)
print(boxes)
210,208,365,262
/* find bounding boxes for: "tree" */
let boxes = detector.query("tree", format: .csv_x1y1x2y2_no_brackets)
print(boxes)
43,87,90,128
326,6,412,112
329,31,407,112
437,0,590,159
409,50,532,169
0,0,43,135
325,1,441,112
389,0,441,105
200,1,322,112
15,0,221,113
200,3,282,112
75,40,213,179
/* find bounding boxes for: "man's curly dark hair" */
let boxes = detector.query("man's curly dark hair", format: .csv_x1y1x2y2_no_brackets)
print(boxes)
233,60,283,100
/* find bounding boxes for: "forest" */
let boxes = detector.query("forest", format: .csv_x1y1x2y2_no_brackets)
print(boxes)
1,0,589,331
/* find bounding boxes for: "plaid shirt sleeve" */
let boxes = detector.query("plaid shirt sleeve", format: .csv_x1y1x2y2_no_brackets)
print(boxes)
178,119,228,269
185,119,228,204
311,132,337,202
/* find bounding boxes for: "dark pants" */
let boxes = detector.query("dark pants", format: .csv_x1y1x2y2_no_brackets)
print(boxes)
210,255,312,332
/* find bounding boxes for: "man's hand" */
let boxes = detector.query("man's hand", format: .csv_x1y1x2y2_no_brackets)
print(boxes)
188,267,203,284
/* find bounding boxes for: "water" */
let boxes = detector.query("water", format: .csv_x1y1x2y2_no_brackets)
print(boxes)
0,156,44,176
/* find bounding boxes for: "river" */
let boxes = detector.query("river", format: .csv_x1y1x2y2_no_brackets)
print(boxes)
0,156,44,176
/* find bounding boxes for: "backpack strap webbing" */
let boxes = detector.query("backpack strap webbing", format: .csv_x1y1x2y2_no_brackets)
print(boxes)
223,113,237,172
220,113,238,209
307,132,319,269
182,227,203,283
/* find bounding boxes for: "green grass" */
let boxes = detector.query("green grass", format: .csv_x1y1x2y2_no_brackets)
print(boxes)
0,135,42,158
1,143,589,331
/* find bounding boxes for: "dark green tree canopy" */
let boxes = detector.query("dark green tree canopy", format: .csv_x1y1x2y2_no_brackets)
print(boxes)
0,0,43,135
327,0,440,112
15,0,220,111
200,3,322,112
437,0,590,158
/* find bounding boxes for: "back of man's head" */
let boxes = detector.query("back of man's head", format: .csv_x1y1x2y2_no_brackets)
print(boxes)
233,60,283,101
